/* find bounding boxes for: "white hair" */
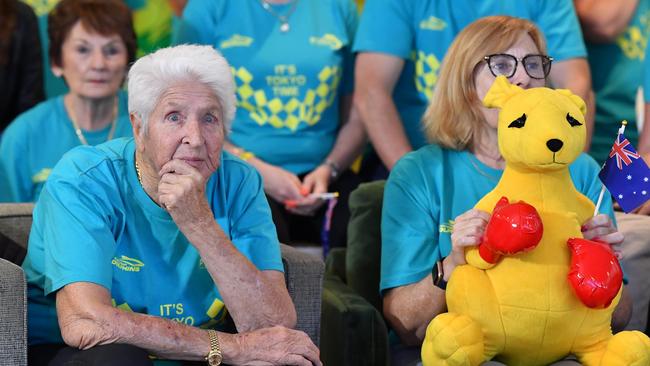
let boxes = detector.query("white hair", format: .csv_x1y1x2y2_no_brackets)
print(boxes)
127,44,236,132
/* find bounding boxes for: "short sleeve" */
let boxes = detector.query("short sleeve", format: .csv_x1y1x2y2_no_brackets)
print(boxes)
35,157,119,295
353,0,414,59
224,162,283,272
533,0,587,61
380,155,440,293
172,0,220,45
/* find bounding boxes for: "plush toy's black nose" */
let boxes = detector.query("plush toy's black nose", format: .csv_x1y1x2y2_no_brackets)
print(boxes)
546,139,563,153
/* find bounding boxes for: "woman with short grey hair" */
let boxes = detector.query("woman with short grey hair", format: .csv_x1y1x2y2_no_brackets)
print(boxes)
24,44,321,366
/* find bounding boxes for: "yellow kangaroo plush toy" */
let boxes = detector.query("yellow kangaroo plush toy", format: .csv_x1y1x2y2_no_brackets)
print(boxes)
421,76,650,366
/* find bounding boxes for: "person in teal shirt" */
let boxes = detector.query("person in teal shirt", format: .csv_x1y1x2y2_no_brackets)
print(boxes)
576,0,650,165
380,16,629,366
22,0,161,98
173,0,366,250
354,0,593,176
24,44,320,365
0,92,131,202
0,0,137,202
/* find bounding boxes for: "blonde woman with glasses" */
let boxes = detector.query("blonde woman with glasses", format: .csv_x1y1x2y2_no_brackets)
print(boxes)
379,16,630,366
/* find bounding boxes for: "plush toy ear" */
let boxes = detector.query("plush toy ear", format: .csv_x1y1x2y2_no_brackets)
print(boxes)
557,89,587,116
483,75,524,109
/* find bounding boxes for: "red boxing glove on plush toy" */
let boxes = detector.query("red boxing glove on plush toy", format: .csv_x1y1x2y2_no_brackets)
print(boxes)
479,196,544,264
567,238,623,308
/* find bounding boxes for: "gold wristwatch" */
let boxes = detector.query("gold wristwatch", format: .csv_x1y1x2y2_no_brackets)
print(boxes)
205,329,222,366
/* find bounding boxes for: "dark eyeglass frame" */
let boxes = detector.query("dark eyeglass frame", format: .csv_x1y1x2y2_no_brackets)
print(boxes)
483,53,553,80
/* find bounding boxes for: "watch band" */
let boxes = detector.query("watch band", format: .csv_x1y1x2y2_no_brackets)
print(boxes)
323,159,340,180
432,259,447,290
205,329,222,366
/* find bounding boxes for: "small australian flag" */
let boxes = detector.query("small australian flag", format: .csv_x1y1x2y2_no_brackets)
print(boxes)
599,130,650,213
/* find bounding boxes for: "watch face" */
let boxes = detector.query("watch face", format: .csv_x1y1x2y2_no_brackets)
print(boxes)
208,352,222,365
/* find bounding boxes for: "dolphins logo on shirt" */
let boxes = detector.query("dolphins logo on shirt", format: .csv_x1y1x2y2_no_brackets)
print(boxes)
220,34,254,49
419,16,447,31
309,34,343,50
112,255,145,272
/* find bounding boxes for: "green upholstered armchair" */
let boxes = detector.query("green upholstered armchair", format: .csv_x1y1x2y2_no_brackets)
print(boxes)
320,181,390,366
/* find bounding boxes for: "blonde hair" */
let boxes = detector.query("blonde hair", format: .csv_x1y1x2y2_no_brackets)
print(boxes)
422,16,548,150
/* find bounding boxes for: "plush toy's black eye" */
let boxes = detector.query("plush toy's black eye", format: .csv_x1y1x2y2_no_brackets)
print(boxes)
508,113,527,128
566,113,583,127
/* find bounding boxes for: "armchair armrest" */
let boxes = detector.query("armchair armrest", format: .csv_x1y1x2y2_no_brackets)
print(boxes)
321,273,389,366
0,258,27,366
280,243,324,346
0,203,34,265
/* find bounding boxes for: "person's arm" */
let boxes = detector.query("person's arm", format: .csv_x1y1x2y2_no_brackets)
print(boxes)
158,159,297,331
580,213,631,329
574,0,638,43
224,142,305,205
638,104,650,157
383,276,445,345
354,52,411,170
380,155,440,344
549,58,595,150
325,95,368,171
298,95,367,214
57,282,321,365
383,208,491,344
637,108,650,215
296,1,364,212
612,285,633,332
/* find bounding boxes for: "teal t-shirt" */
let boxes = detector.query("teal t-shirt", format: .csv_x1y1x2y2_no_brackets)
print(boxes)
353,0,587,150
23,137,283,345
0,91,132,202
174,0,357,174
588,0,650,164
380,145,615,293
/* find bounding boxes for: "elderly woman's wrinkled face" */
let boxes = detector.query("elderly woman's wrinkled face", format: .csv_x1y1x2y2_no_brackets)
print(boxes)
139,81,225,180
474,32,546,129
52,21,128,99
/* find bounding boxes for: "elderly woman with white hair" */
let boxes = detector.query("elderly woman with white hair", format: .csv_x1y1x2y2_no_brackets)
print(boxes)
22,44,321,366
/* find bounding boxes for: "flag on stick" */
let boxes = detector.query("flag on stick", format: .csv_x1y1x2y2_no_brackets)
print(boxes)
598,121,650,213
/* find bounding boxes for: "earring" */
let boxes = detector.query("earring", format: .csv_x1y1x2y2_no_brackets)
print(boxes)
52,68,63,77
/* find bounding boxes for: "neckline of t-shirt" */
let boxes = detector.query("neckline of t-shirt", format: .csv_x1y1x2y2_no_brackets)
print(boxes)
56,93,127,138
464,150,502,181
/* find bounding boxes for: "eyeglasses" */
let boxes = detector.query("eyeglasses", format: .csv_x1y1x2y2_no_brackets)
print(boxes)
483,54,553,80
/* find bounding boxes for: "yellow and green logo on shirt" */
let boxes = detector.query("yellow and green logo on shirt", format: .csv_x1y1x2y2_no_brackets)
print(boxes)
220,34,254,49
32,168,52,184
309,34,343,50
112,255,145,272
419,16,447,31
231,64,342,131
439,220,454,234
413,51,441,101
618,10,650,60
